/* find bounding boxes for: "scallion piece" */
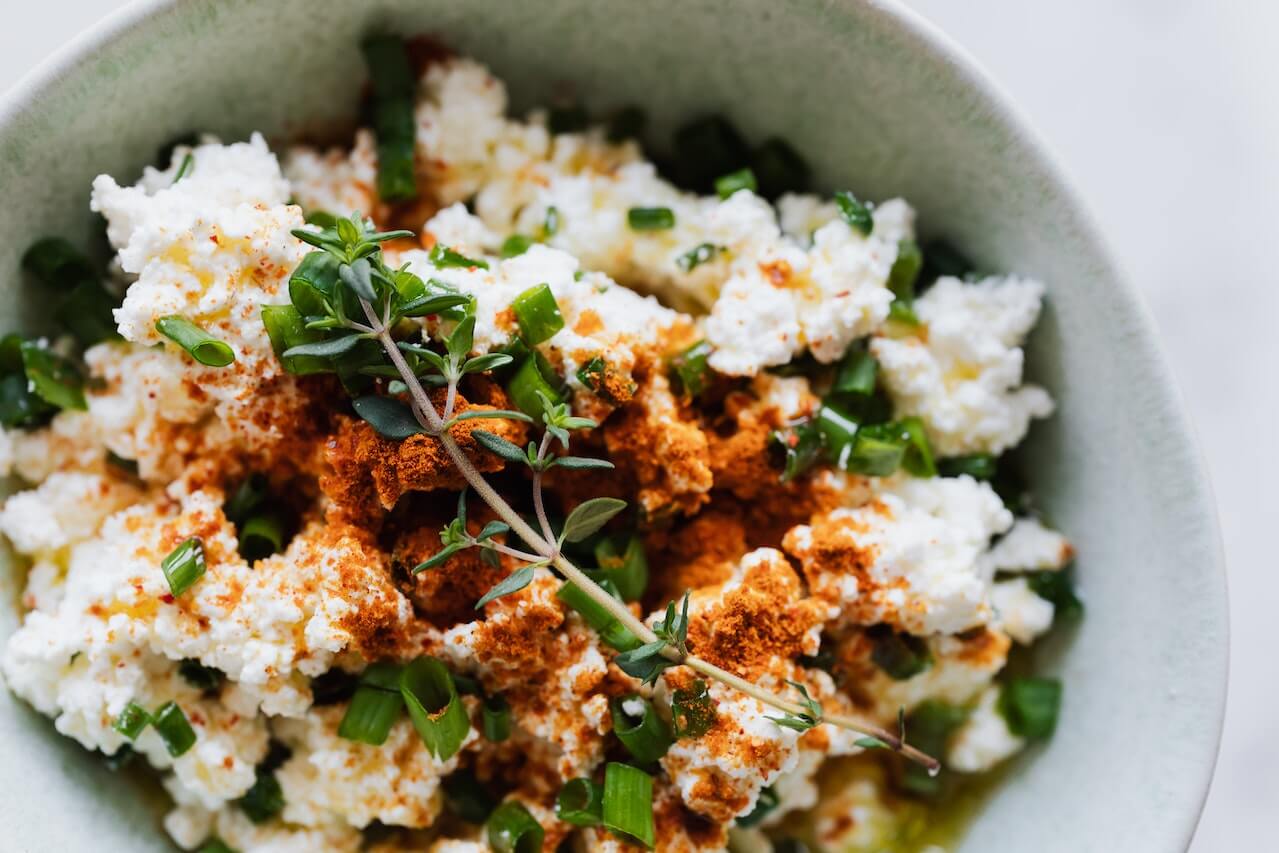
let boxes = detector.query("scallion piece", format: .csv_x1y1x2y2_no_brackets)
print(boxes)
714,168,757,199
816,402,860,465
846,424,906,476
898,417,937,478
237,767,284,823
556,777,604,826
511,283,565,345
482,694,512,743
668,340,713,397
671,679,716,739
627,207,675,231
486,800,544,853
736,786,778,828
239,513,285,562
22,237,97,288
592,534,648,602
337,662,404,746
400,657,470,760
161,537,206,598
113,702,151,740
506,355,564,423
834,190,874,236
676,242,725,272
602,762,655,848
178,659,224,692
18,341,87,411
832,349,878,397
1028,569,1084,621
362,36,418,202
261,305,330,375
938,453,998,480
868,625,932,680
155,316,235,367
152,701,197,757
556,580,642,652
55,280,120,347
173,153,195,183
610,696,673,764
999,678,1062,739
543,206,561,238
887,239,923,320
898,701,968,798
500,235,535,259
430,243,489,270
444,769,497,824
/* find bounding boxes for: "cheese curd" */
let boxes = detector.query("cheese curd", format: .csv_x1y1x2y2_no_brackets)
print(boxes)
0,50,1074,853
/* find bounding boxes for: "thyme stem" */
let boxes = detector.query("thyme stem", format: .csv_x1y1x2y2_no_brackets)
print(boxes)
358,298,938,774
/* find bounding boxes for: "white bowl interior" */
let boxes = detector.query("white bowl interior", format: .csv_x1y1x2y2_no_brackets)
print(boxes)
0,1,1227,850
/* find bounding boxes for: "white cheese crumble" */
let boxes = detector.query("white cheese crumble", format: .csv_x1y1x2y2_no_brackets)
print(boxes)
948,685,1025,773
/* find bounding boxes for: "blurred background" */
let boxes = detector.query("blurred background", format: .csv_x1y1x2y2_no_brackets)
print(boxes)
2,1,1272,848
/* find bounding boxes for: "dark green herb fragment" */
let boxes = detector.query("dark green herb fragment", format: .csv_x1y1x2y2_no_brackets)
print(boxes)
867,625,932,680
999,678,1062,739
362,36,418,201
834,190,874,236
627,207,675,231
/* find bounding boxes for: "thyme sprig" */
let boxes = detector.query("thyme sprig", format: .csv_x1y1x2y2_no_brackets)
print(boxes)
279,213,940,774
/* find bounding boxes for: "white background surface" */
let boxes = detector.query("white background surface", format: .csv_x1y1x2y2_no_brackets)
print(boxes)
0,1,1272,848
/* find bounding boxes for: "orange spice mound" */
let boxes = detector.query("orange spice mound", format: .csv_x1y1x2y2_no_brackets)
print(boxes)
685,549,826,681
644,509,747,605
321,385,530,517
464,578,569,684
316,521,412,660
391,513,510,628
782,507,883,616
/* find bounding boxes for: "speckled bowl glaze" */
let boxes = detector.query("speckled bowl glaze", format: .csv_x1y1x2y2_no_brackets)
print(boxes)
0,1,1227,850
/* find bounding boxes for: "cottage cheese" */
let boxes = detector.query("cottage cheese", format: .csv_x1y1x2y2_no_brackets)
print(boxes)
948,685,1025,773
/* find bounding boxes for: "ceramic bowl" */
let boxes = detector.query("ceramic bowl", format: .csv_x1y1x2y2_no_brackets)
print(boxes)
0,1,1227,850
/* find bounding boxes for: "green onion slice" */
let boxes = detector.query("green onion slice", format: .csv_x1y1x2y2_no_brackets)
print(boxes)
832,349,878,397
161,537,206,598
714,168,758,199
556,580,642,652
337,662,404,746
834,190,874,236
17,341,87,411
1027,570,1084,621
178,659,224,692
506,354,564,423
668,340,713,397
592,534,648,602
610,695,674,764
362,36,418,202
22,237,97,288
113,702,152,740
237,767,284,823
430,243,490,270
868,625,932,680
152,701,197,757
602,762,655,848
888,239,923,309
238,513,285,562
938,453,998,480
627,207,676,231
999,678,1062,739
444,769,497,824
898,416,937,477
486,800,545,853
676,242,725,272
55,279,120,347
500,235,535,258
511,283,565,345
845,424,906,476
556,777,604,826
400,657,470,760
155,316,235,367
671,679,717,739
482,694,512,743
261,305,330,375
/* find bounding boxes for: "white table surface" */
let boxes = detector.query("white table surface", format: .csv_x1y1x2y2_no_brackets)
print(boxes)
1,1,1272,849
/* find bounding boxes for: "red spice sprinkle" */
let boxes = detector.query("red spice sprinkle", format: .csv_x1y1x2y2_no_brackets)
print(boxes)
160,593,175,605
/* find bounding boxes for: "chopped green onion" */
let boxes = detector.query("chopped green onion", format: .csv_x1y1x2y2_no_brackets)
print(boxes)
511,283,564,345
593,534,648,601
337,662,404,746
627,207,675,231
444,769,497,824
362,36,418,202
601,762,655,848
834,190,874,236
482,694,512,743
152,701,197,757
18,341,87,411
676,242,725,272
261,305,330,375
868,625,932,680
750,138,810,199
736,786,778,828
400,657,470,760
897,701,968,798
772,420,823,483
897,416,937,477
430,243,489,270
668,340,713,397
556,580,643,652
237,767,284,823
816,402,860,462
845,424,906,476
673,116,749,192
0,369,53,428
155,316,235,367
239,513,286,561
832,349,878,397
178,659,224,692
223,474,267,524
105,451,139,476
671,679,716,739
173,153,195,183
55,280,120,347
887,239,923,319
506,354,564,423
999,678,1062,739
1028,569,1084,621
607,106,646,143
22,237,97,288
113,702,151,740
500,235,535,258
610,696,674,764
486,800,544,853
714,168,757,199
938,453,997,480
556,777,604,826
543,206,561,238
161,537,206,598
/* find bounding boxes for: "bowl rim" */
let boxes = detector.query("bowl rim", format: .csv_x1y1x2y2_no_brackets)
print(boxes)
0,0,1230,849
